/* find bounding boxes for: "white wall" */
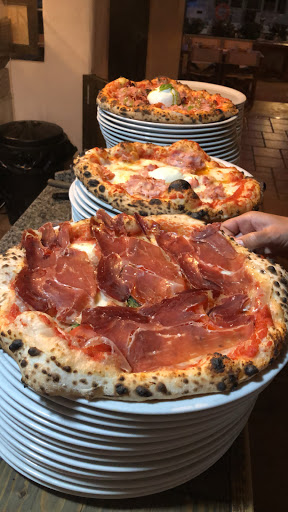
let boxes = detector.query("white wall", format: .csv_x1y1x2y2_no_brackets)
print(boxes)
9,0,94,151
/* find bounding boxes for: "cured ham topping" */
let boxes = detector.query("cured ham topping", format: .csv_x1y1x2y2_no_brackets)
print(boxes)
97,237,187,305
75,288,256,372
124,175,167,198
164,145,208,171
128,320,255,372
140,290,209,325
69,325,131,371
208,294,250,328
15,212,271,374
15,226,99,323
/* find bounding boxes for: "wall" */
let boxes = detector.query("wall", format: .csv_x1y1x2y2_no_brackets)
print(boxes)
0,0,5,17
91,0,109,80
9,0,94,151
145,0,186,79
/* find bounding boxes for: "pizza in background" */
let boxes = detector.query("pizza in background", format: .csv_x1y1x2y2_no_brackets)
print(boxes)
0,211,287,401
97,76,238,124
73,140,262,222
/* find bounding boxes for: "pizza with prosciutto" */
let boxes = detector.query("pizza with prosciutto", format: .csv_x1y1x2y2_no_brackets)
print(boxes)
97,76,238,124
0,211,287,401
73,140,262,222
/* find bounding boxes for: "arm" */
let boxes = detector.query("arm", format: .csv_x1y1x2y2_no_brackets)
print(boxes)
221,211,288,256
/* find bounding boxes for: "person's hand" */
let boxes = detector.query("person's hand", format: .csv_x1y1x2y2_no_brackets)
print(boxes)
221,212,288,256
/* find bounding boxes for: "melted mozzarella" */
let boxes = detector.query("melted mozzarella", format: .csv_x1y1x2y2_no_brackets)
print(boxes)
107,159,188,185
147,87,178,107
70,242,100,265
96,291,112,307
148,166,185,183
103,157,242,201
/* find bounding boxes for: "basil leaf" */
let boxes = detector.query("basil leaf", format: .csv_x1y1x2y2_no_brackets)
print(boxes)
127,296,141,308
159,83,173,92
70,322,80,329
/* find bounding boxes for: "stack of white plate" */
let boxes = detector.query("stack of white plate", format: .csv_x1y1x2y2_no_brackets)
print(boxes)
69,178,121,222
0,349,287,498
97,81,246,165
180,81,246,145
69,158,248,222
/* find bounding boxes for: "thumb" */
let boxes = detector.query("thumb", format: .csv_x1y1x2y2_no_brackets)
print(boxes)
236,230,268,251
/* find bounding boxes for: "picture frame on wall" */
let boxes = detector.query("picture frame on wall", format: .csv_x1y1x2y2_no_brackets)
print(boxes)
5,0,44,61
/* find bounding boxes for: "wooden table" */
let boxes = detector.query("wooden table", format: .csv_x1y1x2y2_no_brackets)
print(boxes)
0,427,253,511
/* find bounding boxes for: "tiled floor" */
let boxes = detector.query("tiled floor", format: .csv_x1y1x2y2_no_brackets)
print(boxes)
0,100,287,511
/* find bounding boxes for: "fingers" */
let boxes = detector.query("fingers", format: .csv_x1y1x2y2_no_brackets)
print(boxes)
237,229,270,251
221,212,257,237
221,212,288,255
221,211,278,237
221,217,243,236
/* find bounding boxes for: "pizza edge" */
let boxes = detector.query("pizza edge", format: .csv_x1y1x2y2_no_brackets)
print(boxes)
73,149,263,222
0,218,287,402
97,77,238,124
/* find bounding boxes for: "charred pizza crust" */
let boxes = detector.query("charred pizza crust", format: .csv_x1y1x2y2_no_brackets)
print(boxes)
97,76,238,124
73,140,262,222
0,215,287,402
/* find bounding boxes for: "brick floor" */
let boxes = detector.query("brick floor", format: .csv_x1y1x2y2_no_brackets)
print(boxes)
239,106,288,219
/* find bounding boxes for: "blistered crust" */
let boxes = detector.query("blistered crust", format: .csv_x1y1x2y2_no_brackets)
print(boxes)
97,77,238,124
73,141,263,223
0,216,287,402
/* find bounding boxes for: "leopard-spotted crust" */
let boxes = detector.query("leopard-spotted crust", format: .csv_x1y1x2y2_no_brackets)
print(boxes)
73,141,263,223
0,215,287,402
97,77,238,124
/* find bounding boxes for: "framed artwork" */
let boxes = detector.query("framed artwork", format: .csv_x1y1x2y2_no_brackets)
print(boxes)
5,0,44,60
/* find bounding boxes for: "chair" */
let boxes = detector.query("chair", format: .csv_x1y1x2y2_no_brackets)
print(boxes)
221,48,263,108
180,36,223,84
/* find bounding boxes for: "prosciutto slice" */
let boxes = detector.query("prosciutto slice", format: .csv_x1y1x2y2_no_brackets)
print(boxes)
79,290,255,372
208,294,251,328
157,225,249,294
190,224,244,272
128,320,255,372
16,228,98,323
97,232,187,305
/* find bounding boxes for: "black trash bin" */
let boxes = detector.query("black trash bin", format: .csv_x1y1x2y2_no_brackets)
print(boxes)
0,120,77,224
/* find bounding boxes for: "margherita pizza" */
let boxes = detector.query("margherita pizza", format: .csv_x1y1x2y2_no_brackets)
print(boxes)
97,76,238,124
0,211,287,401
73,140,262,222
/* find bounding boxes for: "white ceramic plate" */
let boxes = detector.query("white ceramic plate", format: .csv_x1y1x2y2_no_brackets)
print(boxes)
0,402,252,465
1,405,251,482
75,179,121,214
179,80,246,106
97,109,238,136
71,206,83,222
99,107,238,129
97,113,237,139
0,364,252,435
0,407,251,478
0,413,250,498
98,124,239,150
